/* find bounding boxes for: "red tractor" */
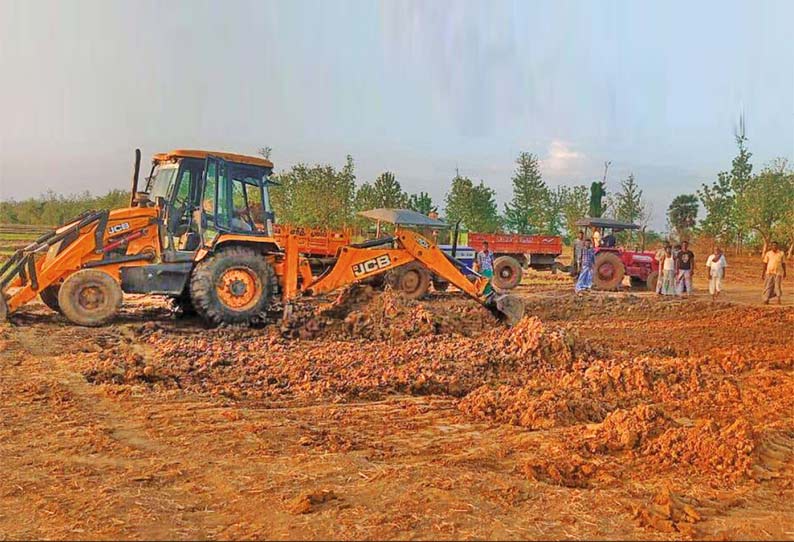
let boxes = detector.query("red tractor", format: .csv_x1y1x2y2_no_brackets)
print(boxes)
575,218,659,290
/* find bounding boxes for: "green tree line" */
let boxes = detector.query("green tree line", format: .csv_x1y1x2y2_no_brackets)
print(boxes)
667,129,794,254
2,149,665,244
0,189,129,226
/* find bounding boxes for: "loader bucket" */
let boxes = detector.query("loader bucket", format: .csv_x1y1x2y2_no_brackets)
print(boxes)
488,293,525,326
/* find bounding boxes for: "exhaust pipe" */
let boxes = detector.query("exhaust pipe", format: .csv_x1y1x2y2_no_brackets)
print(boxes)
129,148,142,206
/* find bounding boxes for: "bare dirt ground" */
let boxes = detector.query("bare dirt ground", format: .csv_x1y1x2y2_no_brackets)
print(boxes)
1,260,793,540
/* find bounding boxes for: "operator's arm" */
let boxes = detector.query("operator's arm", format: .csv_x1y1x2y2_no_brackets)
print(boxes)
762,252,768,280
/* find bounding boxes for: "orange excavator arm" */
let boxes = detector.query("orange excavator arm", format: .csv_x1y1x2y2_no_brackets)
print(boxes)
292,228,524,324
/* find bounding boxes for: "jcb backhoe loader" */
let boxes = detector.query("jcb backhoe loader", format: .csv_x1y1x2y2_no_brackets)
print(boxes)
0,150,524,327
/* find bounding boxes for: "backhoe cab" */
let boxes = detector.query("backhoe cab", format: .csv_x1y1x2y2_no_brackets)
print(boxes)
0,150,524,327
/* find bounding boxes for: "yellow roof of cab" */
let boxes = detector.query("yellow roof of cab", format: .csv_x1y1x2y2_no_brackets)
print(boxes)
153,149,274,168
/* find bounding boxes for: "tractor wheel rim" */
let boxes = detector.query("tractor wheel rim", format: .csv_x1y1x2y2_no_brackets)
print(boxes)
78,285,105,310
599,263,614,280
217,268,260,310
500,267,513,279
401,271,420,292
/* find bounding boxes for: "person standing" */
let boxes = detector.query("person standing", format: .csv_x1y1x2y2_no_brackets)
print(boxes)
675,240,695,296
575,239,595,293
572,231,585,275
475,240,495,279
705,247,727,302
659,246,677,296
655,242,672,294
762,241,787,304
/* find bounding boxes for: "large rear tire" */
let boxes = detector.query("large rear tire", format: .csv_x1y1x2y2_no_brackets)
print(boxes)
39,284,61,313
190,247,274,326
389,262,431,300
593,252,625,290
58,270,122,326
492,256,523,290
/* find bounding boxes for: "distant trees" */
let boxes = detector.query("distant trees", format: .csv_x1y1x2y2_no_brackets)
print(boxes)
698,128,794,254
407,192,437,215
698,130,753,246
734,160,794,253
354,171,407,212
557,185,590,238
611,173,649,243
0,189,129,226
667,194,699,240
444,174,501,232
503,152,556,234
270,156,357,229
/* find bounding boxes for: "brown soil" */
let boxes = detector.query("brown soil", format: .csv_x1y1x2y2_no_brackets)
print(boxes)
1,261,794,539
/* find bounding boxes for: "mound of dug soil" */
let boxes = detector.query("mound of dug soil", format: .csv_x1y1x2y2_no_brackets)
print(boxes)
287,286,500,341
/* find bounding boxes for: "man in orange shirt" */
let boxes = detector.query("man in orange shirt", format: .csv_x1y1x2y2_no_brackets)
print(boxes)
762,241,787,304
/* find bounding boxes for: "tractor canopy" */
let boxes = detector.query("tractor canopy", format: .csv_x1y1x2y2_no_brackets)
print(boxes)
574,217,641,231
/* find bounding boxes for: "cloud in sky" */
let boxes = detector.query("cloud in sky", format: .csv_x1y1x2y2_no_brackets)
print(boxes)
540,140,585,177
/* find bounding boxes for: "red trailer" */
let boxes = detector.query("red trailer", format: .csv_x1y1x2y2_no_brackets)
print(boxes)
468,232,562,267
467,232,563,289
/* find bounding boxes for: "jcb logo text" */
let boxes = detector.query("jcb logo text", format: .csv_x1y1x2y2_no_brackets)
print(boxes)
352,255,392,277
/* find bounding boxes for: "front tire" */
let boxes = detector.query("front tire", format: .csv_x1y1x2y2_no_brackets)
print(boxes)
58,270,122,326
190,247,273,326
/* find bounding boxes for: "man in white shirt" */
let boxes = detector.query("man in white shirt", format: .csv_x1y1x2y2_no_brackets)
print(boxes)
705,247,727,302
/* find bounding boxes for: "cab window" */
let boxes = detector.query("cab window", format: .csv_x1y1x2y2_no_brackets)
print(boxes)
148,165,178,200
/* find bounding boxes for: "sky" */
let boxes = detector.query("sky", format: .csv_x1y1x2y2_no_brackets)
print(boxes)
1,0,793,229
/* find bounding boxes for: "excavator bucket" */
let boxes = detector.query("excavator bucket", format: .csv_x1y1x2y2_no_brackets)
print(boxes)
489,292,525,326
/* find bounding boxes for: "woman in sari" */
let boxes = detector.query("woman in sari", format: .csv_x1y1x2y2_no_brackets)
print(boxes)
575,239,595,293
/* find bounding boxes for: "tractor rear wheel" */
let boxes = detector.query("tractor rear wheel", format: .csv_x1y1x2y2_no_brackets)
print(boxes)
39,284,61,313
492,256,523,290
593,252,625,290
391,262,430,299
646,270,659,291
58,270,122,326
190,247,273,326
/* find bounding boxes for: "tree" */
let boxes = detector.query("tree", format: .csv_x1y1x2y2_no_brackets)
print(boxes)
667,194,699,240
407,192,437,215
698,170,735,242
558,185,590,238
735,160,794,253
270,156,356,229
444,174,500,233
258,146,273,160
698,130,754,247
354,171,407,211
503,152,554,234
613,173,648,243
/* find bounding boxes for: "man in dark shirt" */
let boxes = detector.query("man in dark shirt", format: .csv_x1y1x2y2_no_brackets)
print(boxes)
675,240,695,296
